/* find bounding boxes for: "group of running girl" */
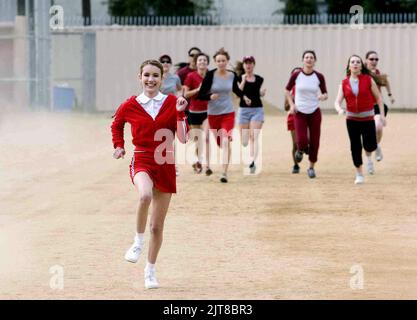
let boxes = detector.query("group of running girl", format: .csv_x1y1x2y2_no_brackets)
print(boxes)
285,50,392,185
110,48,393,289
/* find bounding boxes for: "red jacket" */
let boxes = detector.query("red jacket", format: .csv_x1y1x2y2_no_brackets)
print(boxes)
111,95,188,152
342,74,375,121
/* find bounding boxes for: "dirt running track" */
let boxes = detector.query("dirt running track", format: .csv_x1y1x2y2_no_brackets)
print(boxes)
1,110,417,300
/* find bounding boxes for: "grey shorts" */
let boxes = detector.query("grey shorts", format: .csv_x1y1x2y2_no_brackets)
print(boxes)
238,107,264,124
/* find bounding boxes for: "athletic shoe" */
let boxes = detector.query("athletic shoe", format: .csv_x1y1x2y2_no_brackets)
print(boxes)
367,161,374,175
375,146,383,162
292,164,300,174
307,167,316,179
124,241,144,263
192,162,202,174
249,161,256,174
295,150,303,163
354,174,364,185
205,168,213,176
144,268,159,289
220,173,228,183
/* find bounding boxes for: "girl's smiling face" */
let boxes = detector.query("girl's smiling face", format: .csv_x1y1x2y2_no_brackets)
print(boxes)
140,64,162,95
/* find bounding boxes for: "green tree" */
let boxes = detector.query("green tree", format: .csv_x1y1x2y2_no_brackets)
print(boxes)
326,0,417,13
281,0,318,15
326,0,361,14
108,0,213,16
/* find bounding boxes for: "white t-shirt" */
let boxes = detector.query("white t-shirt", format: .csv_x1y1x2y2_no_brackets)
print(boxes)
286,70,327,114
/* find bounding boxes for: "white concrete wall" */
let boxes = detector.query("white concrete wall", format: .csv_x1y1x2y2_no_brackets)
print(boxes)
0,17,27,110
51,32,83,107
3,20,416,112
89,24,417,112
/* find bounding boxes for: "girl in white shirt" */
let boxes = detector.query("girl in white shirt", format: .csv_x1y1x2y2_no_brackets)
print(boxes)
285,50,328,179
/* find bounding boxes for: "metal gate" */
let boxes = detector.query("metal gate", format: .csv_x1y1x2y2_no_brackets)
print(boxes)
0,0,96,112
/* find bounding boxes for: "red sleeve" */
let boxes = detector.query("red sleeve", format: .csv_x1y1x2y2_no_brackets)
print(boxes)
285,70,300,91
184,72,193,88
316,71,328,94
176,109,189,144
111,102,127,149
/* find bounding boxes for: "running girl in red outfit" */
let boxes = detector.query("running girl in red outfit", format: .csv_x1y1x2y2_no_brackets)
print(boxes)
111,59,188,289
334,55,386,185
183,52,212,175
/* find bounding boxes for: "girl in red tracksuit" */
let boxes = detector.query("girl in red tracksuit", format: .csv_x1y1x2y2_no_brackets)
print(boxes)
334,54,386,185
111,59,189,289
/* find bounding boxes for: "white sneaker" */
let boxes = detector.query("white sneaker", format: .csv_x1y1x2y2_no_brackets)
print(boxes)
354,174,364,185
144,268,159,289
367,161,374,175
124,241,144,263
375,146,383,162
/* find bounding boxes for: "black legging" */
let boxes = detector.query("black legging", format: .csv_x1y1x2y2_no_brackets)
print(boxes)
346,119,377,168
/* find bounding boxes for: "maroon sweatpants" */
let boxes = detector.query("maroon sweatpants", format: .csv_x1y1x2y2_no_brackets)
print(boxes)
294,108,322,163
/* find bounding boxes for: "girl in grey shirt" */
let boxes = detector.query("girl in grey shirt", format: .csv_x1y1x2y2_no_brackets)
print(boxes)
198,48,243,183
159,54,182,95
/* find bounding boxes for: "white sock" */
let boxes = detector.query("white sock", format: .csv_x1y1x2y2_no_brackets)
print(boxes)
367,156,372,163
134,233,144,244
145,262,155,272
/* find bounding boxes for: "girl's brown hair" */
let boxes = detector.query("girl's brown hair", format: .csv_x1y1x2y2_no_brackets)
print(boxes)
194,52,210,65
365,50,378,59
234,61,244,77
213,47,230,61
364,51,387,86
139,59,163,76
345,55,371,76
302,50,317,60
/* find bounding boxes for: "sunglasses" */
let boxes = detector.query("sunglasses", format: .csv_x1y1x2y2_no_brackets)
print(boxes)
160,60,171,64
189,53,199,57
368,58,379,61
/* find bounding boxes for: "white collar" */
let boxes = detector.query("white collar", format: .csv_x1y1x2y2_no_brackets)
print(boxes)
137,92,165,104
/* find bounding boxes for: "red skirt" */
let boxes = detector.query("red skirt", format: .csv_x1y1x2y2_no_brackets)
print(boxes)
208,112,235,147
129,151,176,193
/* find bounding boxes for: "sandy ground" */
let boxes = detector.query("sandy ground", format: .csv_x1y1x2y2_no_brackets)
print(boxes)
1,109,417,300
